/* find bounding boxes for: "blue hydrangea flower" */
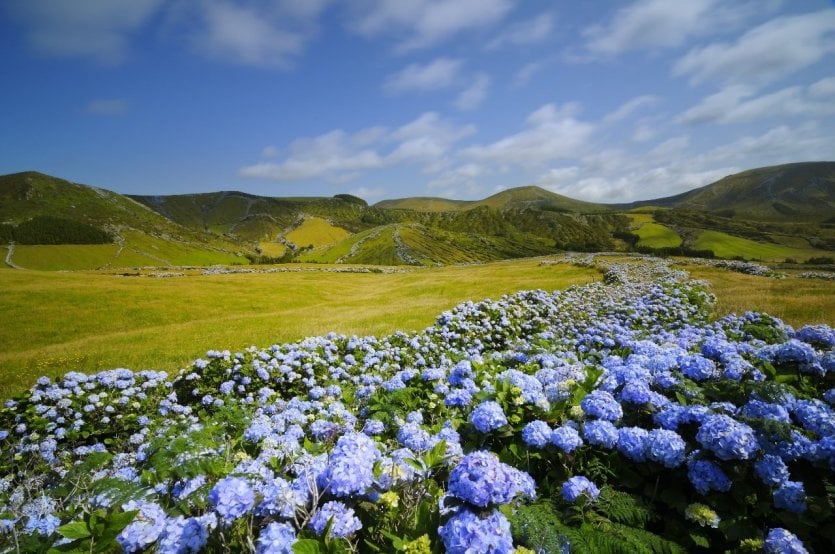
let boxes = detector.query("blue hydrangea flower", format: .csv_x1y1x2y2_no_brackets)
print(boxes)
21,495,61,537
469,401,508,433
256,522,297,554
362,419,385,435
580,390,623,421
696,415,759,461
583,419,619,449
209,477,255,523
617,427,648,462
117,501,167,552
319,432,381,497
448,450,535,508
687,459,732,495
157,516,211,554
551,425,583,453
521,420,552,449
764,527,809,554
774,481,806,513
680,354,719,381
439,508,513,554
561,476,600,503
309,501,361,538
755,454,790,488
645,429,686,468
397,422,432,451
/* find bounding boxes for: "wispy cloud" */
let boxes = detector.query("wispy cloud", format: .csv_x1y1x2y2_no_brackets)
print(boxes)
673,10,835,87
488,13,554,49
86,99,129,116
583,0,732,56
383,58,464,94
239,112,475,183
7,0,164,64
603,95,660,123
679,80,835,125
454,73,491,111
349,0,512,51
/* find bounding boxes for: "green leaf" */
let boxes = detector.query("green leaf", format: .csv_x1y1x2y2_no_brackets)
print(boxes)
292,539,322,554
57,521,92,540
689,532,710,548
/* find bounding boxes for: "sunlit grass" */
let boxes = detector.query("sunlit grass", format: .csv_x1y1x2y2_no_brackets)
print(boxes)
692,230,822,261
0,260,600,395
285,217,350,249
684,264,835,327
634,223,682,249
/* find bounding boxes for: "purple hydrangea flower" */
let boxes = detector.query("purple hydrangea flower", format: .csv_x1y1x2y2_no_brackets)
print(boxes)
319,432,381,497
439,508,513,554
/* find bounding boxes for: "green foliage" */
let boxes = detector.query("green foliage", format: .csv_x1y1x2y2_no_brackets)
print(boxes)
11,216,113,245
52,507,137,553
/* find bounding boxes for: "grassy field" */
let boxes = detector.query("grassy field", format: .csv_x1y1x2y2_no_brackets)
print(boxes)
0,260,601,395
692,230,822,261
683,264,835,326
2,257,832,397
285,217,350,249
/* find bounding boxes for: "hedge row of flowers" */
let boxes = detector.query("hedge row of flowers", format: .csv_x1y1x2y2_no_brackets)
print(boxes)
1,259,833,553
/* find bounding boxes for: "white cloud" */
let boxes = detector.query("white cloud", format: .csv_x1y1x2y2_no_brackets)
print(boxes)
488,13,554,49
809,76,835,97
383,58,464,94
464,103,594,166
583,0,740,56
679,82,835,125
349,0,512,51
603,95,660,123
239,112,475,183
8,0,164,63
454,73,491,110
190,0,331,68
349,186,387,201
86,99,129,116
427,163,486,197
512,61,544,88
674,10,835,86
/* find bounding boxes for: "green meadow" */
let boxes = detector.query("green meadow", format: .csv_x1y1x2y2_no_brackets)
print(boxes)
0,260,601,395
692,230,824,261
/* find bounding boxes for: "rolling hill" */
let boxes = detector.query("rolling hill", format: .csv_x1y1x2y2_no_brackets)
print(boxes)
1,162,834,269
629,161,835,222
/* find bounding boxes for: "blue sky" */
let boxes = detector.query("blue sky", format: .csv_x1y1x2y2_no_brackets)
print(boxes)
1,0,834,203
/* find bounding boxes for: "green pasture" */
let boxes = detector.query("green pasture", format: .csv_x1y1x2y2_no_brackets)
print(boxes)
285,217,350,249
628,215,682,249
0,260,601,395
692,230,824,261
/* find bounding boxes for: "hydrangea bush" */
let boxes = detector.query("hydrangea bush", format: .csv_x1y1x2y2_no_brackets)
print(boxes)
0,259,833,553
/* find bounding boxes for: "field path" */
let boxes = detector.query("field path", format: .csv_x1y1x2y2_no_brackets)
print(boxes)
4,242,23,269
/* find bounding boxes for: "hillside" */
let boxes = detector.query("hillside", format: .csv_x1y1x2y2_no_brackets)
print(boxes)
0,172,249,269
630,162,835,222
2,162,834,269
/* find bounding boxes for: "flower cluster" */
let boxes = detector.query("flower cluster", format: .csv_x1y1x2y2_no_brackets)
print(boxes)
0,259,830,553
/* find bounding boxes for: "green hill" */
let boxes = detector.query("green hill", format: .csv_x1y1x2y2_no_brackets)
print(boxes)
2,164,834,269
0,172,248,269
630,162,835,222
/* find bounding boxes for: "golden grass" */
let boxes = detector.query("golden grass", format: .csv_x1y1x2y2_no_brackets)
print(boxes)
0,260,600,395
285,217,350,249
684,265,835,327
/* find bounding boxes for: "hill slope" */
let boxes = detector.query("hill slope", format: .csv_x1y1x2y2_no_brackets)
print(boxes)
631,162,835,222
0,172,248,269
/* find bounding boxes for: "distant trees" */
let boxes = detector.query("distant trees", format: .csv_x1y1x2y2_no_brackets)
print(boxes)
0,216,113,244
